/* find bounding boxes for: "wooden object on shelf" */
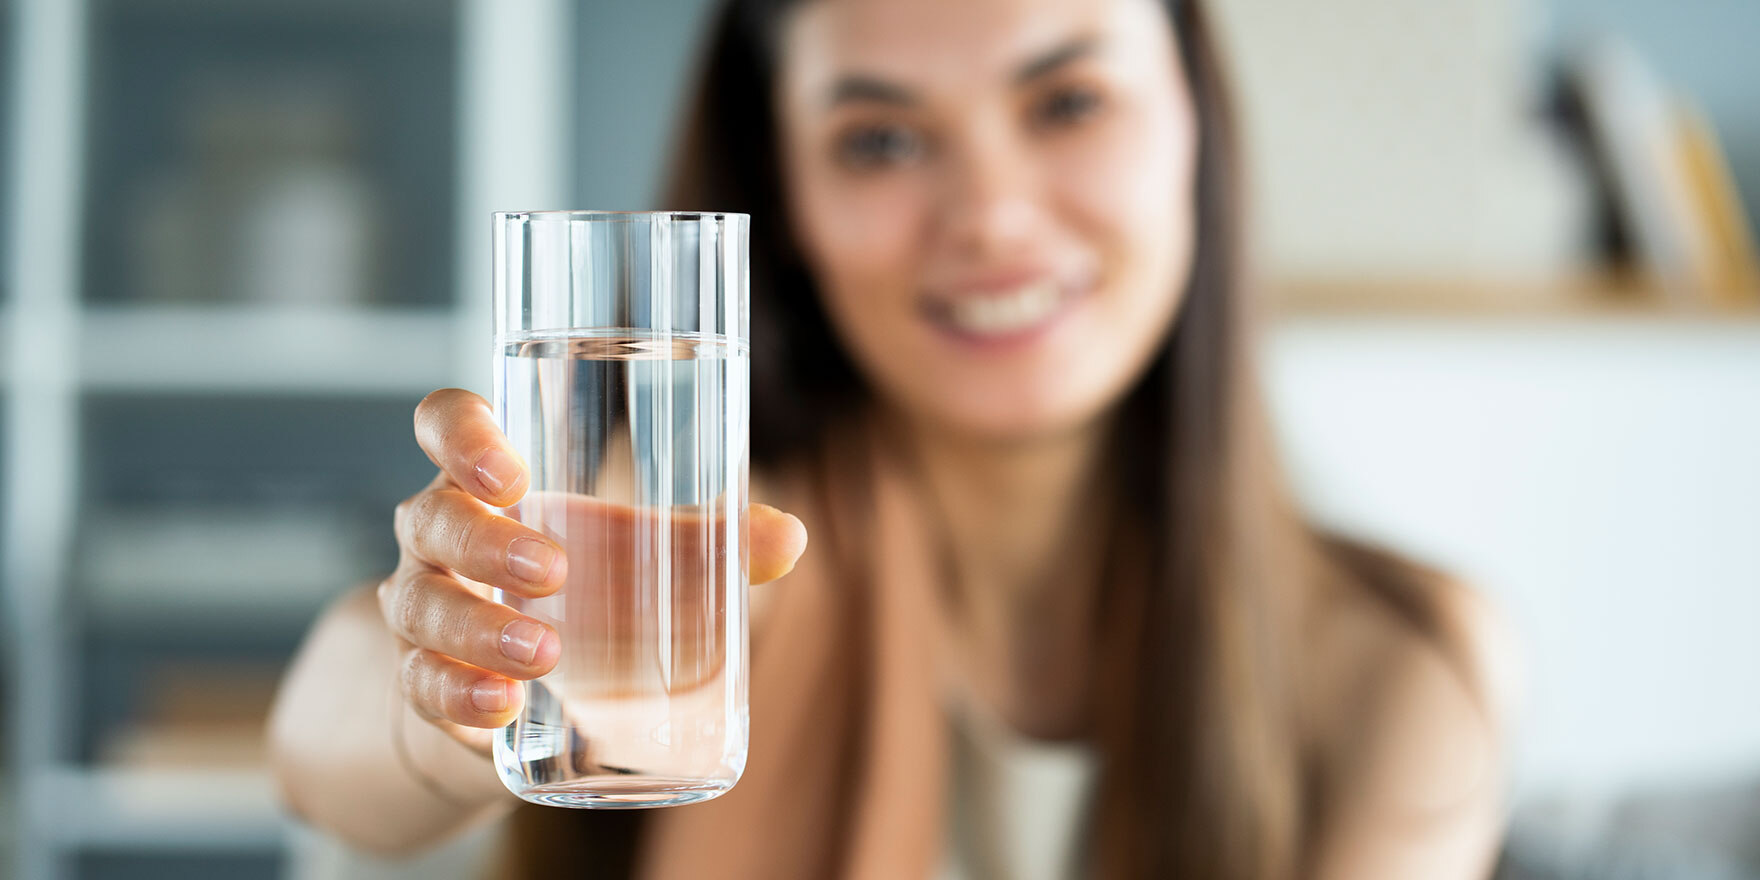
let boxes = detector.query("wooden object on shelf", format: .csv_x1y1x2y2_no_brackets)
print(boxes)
1677,106,1760,306
1265,272,1760,320
1571,37,1760,306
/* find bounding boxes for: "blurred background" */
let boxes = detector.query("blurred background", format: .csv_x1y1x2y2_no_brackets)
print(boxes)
1,0,1756,878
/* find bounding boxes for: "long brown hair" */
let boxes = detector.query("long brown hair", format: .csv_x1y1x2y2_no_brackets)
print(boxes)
507,1,1463,877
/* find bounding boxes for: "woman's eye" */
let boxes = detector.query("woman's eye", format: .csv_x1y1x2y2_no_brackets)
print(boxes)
1032,86,1104,129
834,123,925,171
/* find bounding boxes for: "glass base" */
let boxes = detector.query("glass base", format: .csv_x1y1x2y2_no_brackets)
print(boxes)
513,776,734,809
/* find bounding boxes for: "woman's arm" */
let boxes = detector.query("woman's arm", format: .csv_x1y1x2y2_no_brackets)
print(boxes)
266,389,808,857
267,584,516,856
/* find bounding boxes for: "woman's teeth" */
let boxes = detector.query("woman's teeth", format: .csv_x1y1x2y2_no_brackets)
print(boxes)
945,280,1063,336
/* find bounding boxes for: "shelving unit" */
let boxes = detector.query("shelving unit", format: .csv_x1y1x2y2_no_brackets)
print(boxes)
2,1,573,878
78,306,459,393
1266,273,1760,320
29,766,284,853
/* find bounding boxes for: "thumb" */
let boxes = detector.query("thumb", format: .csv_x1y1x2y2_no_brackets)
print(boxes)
749,503,808,584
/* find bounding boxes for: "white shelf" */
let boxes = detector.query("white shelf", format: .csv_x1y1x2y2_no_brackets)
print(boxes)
79,305,462,394
80,505,375,629
29,764,288,852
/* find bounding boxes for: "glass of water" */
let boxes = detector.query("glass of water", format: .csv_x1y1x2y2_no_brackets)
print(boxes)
489,211,750,808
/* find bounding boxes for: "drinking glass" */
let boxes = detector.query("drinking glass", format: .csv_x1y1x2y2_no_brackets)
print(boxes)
490,211,750,808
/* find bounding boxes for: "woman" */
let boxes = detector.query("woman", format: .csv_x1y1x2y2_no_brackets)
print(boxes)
269,0,1512,876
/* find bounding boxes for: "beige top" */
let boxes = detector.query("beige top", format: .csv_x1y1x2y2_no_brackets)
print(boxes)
638,426,1078,880
936,687,1100,880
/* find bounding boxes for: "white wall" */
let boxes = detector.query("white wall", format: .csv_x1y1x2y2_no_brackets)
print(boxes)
1209,0,1594,279
1264,317,1760,795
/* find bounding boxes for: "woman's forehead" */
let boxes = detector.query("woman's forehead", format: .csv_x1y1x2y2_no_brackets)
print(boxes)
778,0,1166,101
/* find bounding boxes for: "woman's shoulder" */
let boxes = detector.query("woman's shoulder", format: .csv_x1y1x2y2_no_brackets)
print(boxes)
1298,536,1519,815
1305,537,1516,703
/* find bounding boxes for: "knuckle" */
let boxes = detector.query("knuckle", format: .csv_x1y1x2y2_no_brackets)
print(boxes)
397,647,427,697
417,389,488,441
462,601,513,663
375,574,399,617
415,388,455,423
444,692,473,723
403,491,455,558
392,496,418,543
387,587,419,641
401,650,464,722
452,506,491,571
407,490,443,531
387,572,440,643
444,677,487,723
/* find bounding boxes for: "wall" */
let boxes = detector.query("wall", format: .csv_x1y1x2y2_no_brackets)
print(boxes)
573,0,719,210
1265,318,1760,795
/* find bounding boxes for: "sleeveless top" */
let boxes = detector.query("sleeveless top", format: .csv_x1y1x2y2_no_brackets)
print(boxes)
935,684,1100,880
544,421,1108,880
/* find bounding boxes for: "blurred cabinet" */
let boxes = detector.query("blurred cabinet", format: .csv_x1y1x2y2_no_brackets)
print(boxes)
83,0,456,308
3,1,572,879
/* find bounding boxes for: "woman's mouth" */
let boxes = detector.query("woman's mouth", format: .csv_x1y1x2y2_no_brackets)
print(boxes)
920,275,1085,345
944,278,1063,335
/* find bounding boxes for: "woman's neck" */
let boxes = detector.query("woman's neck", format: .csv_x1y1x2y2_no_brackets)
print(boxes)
888,411,1118,738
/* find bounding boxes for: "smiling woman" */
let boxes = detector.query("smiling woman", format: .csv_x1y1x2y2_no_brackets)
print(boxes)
267,0,1511,878
775,0,1194,442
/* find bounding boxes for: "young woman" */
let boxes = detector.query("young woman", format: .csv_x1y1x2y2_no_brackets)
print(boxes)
269,0,1513,877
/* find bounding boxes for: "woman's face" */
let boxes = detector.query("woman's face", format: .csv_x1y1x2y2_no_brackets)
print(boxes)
777,0,1198,443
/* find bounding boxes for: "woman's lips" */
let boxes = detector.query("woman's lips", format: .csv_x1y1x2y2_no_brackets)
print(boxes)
919,275,1086,346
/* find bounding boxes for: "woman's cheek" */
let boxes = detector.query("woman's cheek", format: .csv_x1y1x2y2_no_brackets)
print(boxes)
802,172,928,295
1059,109,1188,240
1055,111,1195,324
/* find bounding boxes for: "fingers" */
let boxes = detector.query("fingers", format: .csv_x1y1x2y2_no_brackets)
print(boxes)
750,503,808,584
398,645,524,729
414,388,527,508
379,569,560,680
394,487,567,597
514,492,808,586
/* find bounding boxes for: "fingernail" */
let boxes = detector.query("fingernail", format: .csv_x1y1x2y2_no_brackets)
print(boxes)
474,448,521,497
471,680,509,713
508,537,557,584
500,619,549,665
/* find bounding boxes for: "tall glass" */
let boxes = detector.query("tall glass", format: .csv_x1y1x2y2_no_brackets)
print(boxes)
489,211,750,808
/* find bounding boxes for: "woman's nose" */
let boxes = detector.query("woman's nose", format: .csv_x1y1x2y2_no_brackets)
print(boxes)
936,127,1046,262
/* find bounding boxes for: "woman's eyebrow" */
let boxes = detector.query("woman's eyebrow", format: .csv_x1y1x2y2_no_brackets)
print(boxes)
823,35,1102,108
1013,35,1103,84
827,76,916,107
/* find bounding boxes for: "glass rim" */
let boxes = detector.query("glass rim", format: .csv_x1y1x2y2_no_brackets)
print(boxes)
493,209,749,223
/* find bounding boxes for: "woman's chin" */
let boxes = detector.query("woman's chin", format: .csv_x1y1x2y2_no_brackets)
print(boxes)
916,392,1114,448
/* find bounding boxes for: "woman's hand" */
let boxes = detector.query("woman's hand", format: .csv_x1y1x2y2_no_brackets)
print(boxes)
380,388,808,752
